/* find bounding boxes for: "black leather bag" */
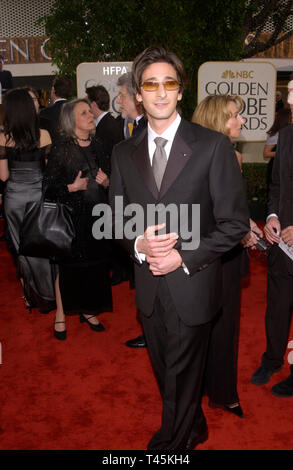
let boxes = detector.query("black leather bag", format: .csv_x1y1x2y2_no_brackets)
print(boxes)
19,192,76,259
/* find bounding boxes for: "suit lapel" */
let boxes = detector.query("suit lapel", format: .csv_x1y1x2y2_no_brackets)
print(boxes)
158,121,193,200
131,129,159,199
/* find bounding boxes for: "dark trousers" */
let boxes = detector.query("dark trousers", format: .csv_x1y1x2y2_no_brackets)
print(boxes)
262,245,293,370
205,247,243,405
141,278,211,450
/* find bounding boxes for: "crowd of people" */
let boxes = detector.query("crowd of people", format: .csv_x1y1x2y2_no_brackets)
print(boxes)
0,46,293,450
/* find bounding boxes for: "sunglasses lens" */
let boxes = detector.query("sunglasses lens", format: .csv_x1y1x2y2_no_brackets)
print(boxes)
142,82,158,91
164,80,179,90
141,80,180,91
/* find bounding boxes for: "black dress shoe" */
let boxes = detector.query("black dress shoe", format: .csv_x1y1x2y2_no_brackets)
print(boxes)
80,314,105,332
125,334,147,348
208,400,244,418
251,364,281,385
271,371,293,397
185,422,208,450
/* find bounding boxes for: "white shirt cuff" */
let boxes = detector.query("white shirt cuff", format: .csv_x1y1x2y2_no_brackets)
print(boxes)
266,213,278,222
134,236,146,263
181,261,190,275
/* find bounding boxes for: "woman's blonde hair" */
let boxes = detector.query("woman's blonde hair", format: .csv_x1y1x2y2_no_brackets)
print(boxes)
191,94,244,136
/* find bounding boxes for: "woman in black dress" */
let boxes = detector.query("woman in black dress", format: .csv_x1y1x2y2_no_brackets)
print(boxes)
44,98,112,340
192,94,263,418
0,88,55,312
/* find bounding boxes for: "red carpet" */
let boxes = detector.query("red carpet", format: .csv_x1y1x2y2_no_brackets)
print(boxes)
0,226,293,451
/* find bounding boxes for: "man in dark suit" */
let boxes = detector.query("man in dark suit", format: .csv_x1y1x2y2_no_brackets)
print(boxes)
251,124,293,396
86,85,123,156
39,76,72,142
109,46,250,450
116,72,147,139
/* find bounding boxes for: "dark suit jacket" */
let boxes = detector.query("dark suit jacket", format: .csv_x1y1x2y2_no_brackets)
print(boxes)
115,115,147,139
268,124,293,227
267,124,293,274
0,70,13,91
110,118,250,326
95,112,124,157
132,116,147,136
39,100,67,142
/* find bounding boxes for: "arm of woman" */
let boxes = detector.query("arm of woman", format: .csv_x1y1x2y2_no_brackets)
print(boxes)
0,135,9,181
263,144,276,159
0,159,9,181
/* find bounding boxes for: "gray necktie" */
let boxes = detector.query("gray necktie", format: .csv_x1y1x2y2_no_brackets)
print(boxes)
152,137,168,190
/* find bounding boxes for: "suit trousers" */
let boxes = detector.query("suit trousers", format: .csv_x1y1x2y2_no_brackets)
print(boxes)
140,277,211,450
262,245,293,370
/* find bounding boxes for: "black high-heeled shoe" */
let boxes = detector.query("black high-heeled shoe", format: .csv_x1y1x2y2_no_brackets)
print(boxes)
22,296,32,313
223,403,244,418
208,400,244,418
79,314,105,332
54,320,67,340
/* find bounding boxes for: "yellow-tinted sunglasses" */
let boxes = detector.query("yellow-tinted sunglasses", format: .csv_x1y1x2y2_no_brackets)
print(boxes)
141,80,180,92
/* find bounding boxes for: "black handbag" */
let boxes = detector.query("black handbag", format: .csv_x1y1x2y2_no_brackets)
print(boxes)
19,190,76,259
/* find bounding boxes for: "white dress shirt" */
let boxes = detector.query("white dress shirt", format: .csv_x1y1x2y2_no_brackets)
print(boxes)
147,113,181,164
134,113,188,273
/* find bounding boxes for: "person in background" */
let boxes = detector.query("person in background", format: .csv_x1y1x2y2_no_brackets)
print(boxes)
251,108,293,397
116,72,146,138
39,76,72,142
0,87,40,245
263,107,291,192
0,88,55,312
192,94,263,418
0,55,13,94
287,79,293,123
86,85,123,157
275,90,284,112
44,98,112,340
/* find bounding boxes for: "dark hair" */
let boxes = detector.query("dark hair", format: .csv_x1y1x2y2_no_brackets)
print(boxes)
267,107,291,136
132,46,185,94
86,85,110,111
52,76,72,99
3,88,40,150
